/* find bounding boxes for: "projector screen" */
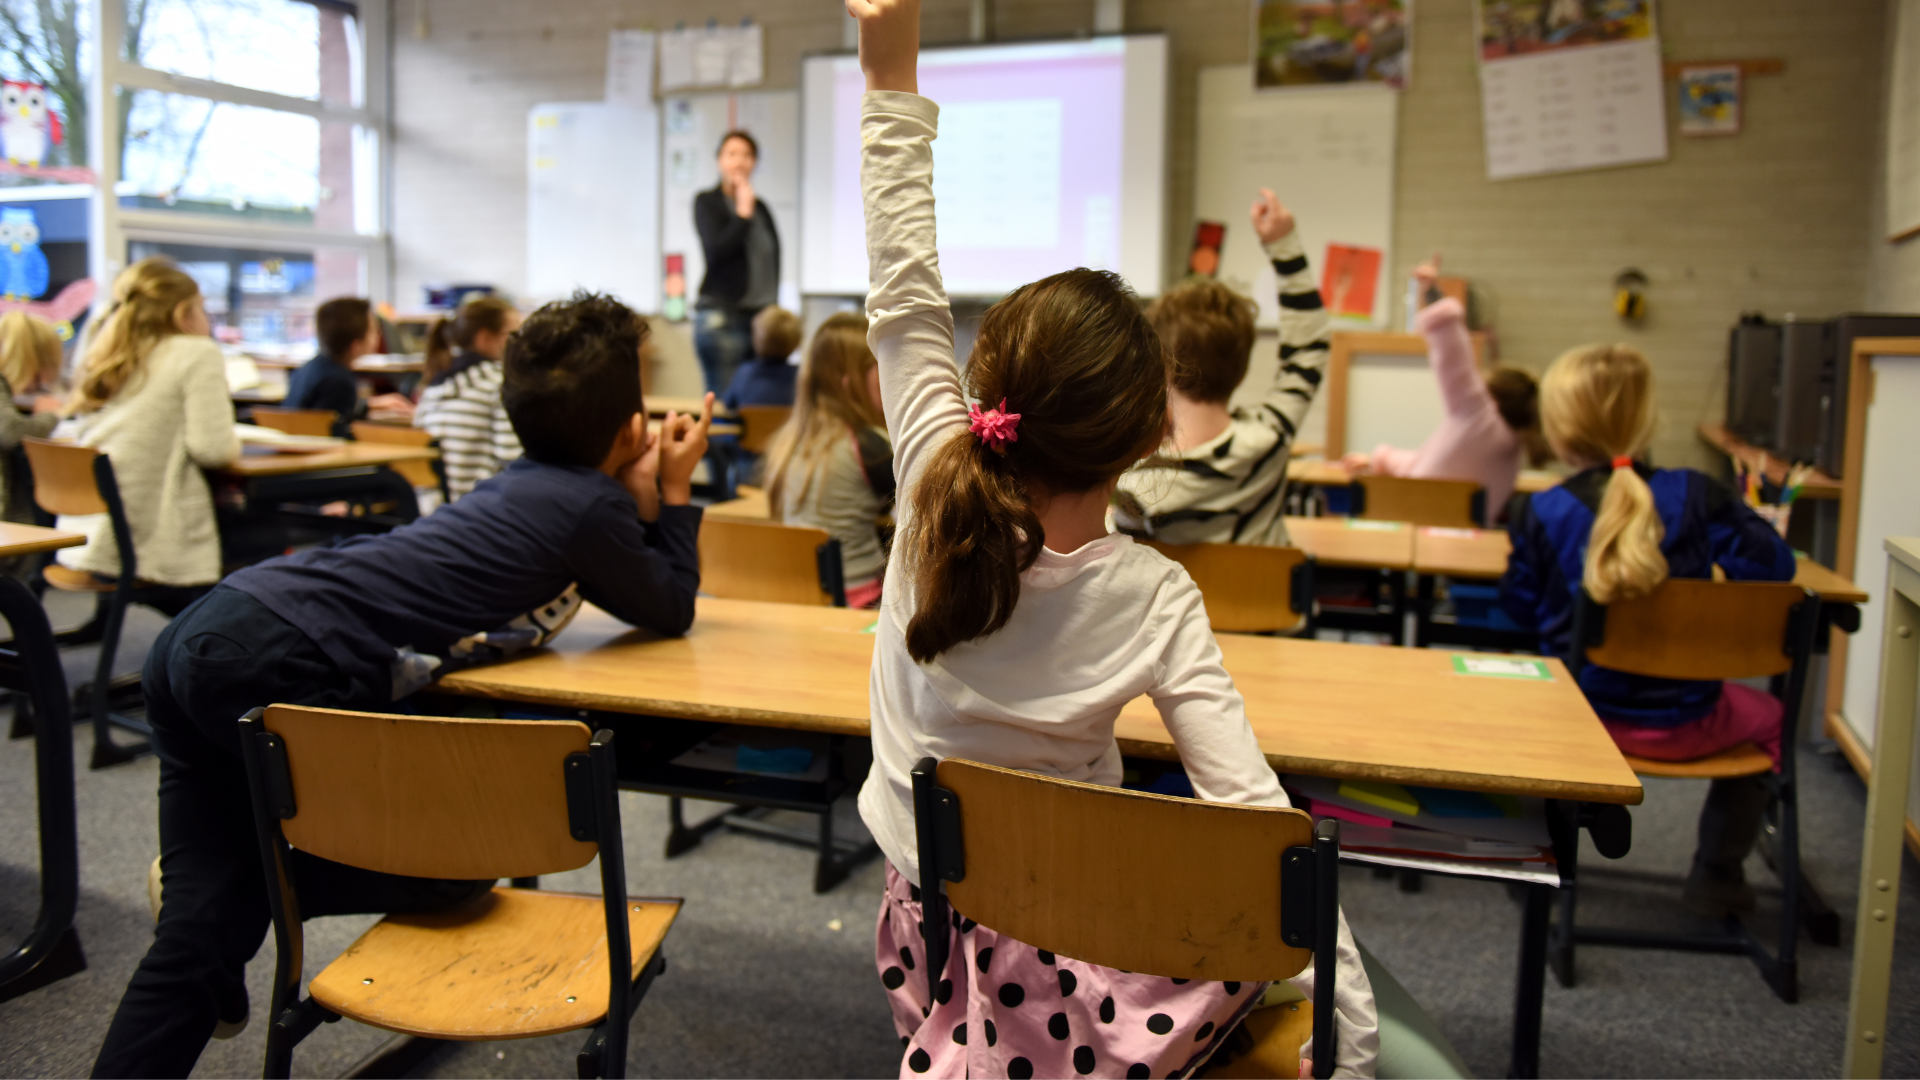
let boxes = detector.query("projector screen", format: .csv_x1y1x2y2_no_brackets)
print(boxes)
801,36,1167,298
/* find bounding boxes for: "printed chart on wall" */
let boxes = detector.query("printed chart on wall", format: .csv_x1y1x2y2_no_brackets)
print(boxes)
1194,65,1396,327
660,90,801,316
1475,0,1668,181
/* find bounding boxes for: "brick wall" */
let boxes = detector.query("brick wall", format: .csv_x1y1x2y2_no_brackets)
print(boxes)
392,0,1889,466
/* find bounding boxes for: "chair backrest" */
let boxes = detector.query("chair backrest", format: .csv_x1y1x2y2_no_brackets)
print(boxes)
1354,475,1484,529
252,407,337,437
1574,578,1817,681
22,437,106,516
260,706,598,880
698,516,844,606
933,758,1315,981
736,405,791,456
349,421,441,490
1145,540,1312,633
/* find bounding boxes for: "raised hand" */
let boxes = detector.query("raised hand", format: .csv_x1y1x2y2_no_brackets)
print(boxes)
733,175,757,218
1250,187,1296,245
657,392,716,505
846,0,921,94
1414,251,1442,297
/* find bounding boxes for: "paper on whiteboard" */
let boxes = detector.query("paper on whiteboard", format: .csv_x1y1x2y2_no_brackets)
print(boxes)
606,29,655,107
1194,67,1396,328
658,28,695,92
1480,37,1668,181
730,21,764,87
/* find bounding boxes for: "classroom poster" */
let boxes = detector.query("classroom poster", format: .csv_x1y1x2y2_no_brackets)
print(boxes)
1474,0,1669,180
1253,0,1410,90
1677,64,1741,136
1322,243,1383,321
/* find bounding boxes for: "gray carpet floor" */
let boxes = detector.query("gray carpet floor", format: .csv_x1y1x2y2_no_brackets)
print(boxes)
3,591,1919,1077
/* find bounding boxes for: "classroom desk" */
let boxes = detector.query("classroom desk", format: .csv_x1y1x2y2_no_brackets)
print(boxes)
231,385,288,404
648,394,736,419
1287,458,1562,495
213,442,439,479
0,525,87,1004
1696,423,1842,501
706,489,771,521
1283,516,1414,570
435,596,1638,1077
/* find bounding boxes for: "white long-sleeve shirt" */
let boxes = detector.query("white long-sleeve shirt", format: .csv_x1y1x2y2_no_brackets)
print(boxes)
56,334,239,586
853,90,1377,1076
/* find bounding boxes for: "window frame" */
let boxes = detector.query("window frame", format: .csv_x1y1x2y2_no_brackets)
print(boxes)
86,0,391,300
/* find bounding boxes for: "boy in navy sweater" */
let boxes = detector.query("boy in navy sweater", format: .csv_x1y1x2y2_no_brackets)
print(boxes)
93,294,713,1079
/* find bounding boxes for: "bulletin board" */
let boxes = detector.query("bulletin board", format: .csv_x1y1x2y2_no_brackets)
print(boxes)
1193,66,1397,328
1889,0,1920,242
659,89,801,315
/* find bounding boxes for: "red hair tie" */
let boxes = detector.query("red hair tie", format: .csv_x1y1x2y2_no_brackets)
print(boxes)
1611,455,1634,469
968,399,1021,453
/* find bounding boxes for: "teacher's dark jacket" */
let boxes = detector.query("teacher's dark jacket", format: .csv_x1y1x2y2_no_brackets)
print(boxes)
694,187,780,306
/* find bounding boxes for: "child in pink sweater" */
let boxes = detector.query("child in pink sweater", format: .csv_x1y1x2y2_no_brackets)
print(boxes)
1345,255,1544,522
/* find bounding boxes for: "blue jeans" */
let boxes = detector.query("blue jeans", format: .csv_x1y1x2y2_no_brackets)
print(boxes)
693,303,757,396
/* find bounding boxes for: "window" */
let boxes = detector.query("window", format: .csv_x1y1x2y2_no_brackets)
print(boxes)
132,239,365,349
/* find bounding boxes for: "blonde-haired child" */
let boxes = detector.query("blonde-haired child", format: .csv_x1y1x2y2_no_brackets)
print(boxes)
56,258,239,601
0,312,65,525
763,311,893,608
1500,343,1795,916
845,2,1377,1076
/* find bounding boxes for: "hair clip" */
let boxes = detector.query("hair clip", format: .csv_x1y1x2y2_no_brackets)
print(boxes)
1611,455,1634,469
968,399,1021,453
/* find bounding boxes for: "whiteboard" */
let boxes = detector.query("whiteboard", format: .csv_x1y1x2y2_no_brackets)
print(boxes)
1194,67,1396,327
527,102,661,311
1344,353,1445,459
660,90,800,314
1842,354,1920,751
1889,0,1920,241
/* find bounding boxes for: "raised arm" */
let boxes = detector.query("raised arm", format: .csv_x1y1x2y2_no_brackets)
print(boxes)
1252,189,1329,445
851,0,969,496
1410,254,1484,420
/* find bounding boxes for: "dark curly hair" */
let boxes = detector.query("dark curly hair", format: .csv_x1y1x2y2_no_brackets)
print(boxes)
502,291,649,468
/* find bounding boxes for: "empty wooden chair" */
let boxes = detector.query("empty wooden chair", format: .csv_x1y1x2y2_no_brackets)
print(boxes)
249,407,338,437
911,757,1343,1078
1352,475,1485,529
238,706,680,1079
697,517,845,607
1554,578,1822,1002
349,421,446,499
735,405,791,456
22,437,153,768
1146,540,1314,634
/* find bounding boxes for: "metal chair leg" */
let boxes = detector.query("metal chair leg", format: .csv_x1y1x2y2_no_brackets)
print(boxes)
1549,838,1579,988
88,590,149,769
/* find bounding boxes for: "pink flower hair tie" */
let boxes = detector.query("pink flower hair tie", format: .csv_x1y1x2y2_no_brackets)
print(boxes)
968,399,1021,453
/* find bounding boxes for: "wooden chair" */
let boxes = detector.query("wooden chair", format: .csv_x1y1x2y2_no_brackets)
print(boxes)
697,517,845,607
735,405,791,456
1554,578,1823,1002
911,757,1343,1078
1351,475,1485,529
1146,541,1314,634
250,407,338,437
349,421,447,500
237,706,679,1079
22,437,156,768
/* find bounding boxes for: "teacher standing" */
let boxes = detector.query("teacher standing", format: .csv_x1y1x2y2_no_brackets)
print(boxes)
693,129,780,395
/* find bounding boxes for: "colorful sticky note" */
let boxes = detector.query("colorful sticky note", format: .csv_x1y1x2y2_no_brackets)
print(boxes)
1451,655,1552,680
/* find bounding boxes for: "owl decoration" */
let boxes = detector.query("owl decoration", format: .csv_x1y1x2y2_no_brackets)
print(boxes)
0,208,49,301
0,81,62,169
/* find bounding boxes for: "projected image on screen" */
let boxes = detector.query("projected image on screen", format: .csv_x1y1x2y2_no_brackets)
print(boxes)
802,37,1166,298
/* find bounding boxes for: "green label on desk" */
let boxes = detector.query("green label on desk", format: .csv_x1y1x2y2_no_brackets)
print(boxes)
1452,655,1551,680
1345,520,1403,532
863,621,879,634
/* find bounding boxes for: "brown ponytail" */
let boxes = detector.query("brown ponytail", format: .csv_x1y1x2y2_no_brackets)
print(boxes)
903,268,1168,662
1539,343,1666,603
1487,366,1551,466
424,294,518,385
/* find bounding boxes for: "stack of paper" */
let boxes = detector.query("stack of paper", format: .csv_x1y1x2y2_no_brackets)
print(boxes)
1285,774,1558,885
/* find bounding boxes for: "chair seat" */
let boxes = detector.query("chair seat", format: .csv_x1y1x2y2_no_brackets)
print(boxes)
43,564,117,592
1623,741,1772,779
308,887,679,1041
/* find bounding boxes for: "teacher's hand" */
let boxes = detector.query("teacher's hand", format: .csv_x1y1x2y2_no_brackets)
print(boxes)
733,175,756,218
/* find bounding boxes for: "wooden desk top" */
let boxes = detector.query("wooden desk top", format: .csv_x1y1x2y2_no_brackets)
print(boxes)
232,385,288,404
1286,459,1561,495
436,598,1642,805
647,394,736,419
1283,516,1414,569
0,522,85,557
213,443,440,478
1696,423,1841,501
245,355,424,375
1414,526,1868,604
707,490,772,521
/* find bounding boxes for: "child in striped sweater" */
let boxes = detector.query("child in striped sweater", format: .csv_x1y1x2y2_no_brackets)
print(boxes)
1111,191,1328,546
414,295,525,500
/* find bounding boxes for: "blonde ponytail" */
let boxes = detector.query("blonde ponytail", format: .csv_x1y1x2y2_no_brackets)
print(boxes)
1540,343,1666,603
71,258,202,414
